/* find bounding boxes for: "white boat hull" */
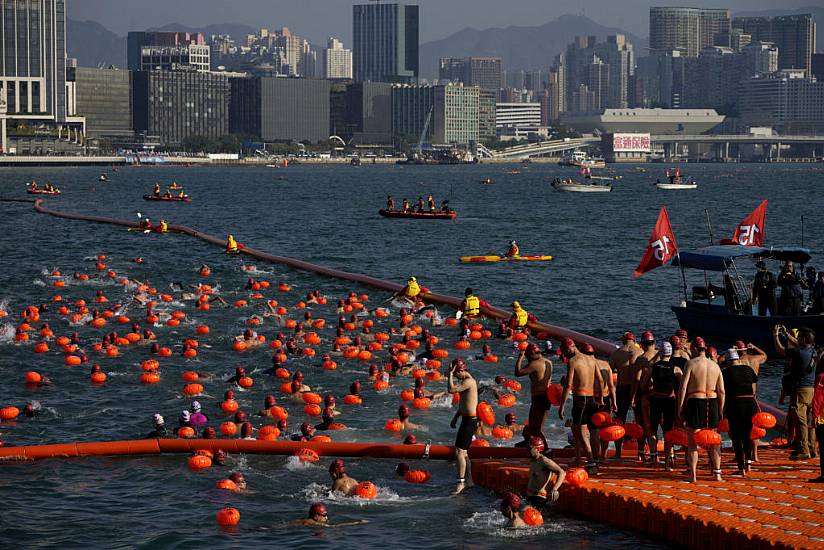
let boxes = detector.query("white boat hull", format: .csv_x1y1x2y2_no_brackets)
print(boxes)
656,183,697,189
553,182,612,193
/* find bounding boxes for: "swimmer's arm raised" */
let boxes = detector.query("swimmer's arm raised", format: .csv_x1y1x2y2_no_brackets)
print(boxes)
513,350,530,376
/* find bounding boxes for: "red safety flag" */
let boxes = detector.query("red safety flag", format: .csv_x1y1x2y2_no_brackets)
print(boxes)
634,207,678,278
729,199,767,247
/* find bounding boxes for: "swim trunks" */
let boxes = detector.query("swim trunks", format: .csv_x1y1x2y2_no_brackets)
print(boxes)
616,384,632,421
571,395,597,426
684,397,720,429
647,395,677,434
526,495,548,508
455,415,479,450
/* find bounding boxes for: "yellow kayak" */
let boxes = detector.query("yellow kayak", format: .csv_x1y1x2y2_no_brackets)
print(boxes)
459,255,553,263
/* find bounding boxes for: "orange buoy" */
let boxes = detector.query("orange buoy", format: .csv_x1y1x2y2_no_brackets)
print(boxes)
311,434,332,443
140,372,160,384
216,507,240,526
302,392,322,405
25,371,42,383
477,402,495,426
322,360,337,370
750,426,767,440
141,359,159,371
294,448,320,463
158,347,172,357
411,368,426,379
522,507,544,526
195,325,209,335
373,380,389,391
33,342,49,354
183,383,204,396
426,371,441,381
483,354,499,363
166,318,180,328
220,422,238,436
664,428,689,446
0,406,20,420
752,412,776,429
471,438,490,447
412,397,431,409
90,317,106,328
566,467,589,487
343,394,362,405
400,390,414,401
183,348,197,359
238,376,254,388
718,418,730,432
178,426,196,438
492,426,514,439
355,481,377,499
404,469,431,483
546,383,563,406
503,380,522,392
385,419,402,431
623,422,644,440
188,454,212,470
497,394,516,408
590,411,612,427
269,406,289,420
304,404,322,416
90,371,107,384
599,425,625,442
216,479,237,491
454,340,470,350
694,429,721,448
232,340,247,353
64,355,82,366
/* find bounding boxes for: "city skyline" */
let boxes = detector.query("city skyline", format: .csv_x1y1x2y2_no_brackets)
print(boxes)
67,0,816,44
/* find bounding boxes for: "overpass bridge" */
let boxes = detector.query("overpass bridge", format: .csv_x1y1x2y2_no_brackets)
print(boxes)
491,134,824,160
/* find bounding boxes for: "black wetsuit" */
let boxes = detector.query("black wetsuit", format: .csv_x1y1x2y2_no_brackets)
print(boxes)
722,363,758,471
647,359,679,437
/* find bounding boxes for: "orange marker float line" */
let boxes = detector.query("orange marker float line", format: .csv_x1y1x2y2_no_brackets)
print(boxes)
0,439,532,462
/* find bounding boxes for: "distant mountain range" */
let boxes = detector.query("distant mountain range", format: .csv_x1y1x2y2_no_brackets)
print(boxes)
419,14,648,78
67,7,822,73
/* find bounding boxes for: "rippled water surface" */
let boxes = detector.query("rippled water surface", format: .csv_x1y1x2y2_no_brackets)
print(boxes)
0,162,821,548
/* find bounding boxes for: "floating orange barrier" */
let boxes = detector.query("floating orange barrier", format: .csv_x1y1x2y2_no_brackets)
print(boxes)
216,507,240,526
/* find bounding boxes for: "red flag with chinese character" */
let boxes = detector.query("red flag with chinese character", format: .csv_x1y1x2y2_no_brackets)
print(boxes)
729,199,767,247
634,207,678,278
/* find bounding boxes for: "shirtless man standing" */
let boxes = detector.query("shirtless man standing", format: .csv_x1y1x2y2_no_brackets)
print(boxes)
329,458,359,496
559,338,604,472
630,331,658,461
588,344,616,462
525,436,566,508
448,358,478,495
610,331,643,458
677,337,726,482
514,343,553,448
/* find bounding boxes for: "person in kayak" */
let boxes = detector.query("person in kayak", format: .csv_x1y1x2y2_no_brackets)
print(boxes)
440,199,450,212
508,301,530,329
427,194,436,211
153,183,161,196
402,198,410,212
226,234,239,254
460,288,480,319
386,196,395,210
394,277,421,304
159,219,168,233
138,217,152,230
505,240,520,257
163,190,172,199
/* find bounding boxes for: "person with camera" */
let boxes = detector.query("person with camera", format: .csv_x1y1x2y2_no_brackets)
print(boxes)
774,325,820,461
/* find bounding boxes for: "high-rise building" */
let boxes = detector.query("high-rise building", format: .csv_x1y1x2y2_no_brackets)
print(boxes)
323,38,353,80
739,71,824,133
732,14,817,74
741,42,779,75
812,53,824,81
438,57,502,91
649,7,731,57
329,81,392,144
391,83,478,145
74,68,133,141
353,3,418,83
230,77,330,143
495,102,541,128
0,0,67,122
132,69,230,146
563,34,633,112
128,31,208,71
478,89,497,142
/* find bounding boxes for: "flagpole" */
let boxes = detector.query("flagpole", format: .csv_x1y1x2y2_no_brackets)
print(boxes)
704,209,714,245
801,215,805,248
676,252,688,302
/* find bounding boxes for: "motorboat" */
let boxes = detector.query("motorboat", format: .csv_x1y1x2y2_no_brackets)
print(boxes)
551,178,612,193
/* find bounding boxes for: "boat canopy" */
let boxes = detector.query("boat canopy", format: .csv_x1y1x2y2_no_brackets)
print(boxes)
672,245,812,271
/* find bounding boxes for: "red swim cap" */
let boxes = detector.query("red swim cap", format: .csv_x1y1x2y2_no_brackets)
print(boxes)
324,394,336,406
528,436,546,451
293,370,305,381
309,502,327,518
291,380,302,392
693,336,707,350
622,331,635,342
403,434,417,444
669,335,680,346
734,340,746,351
451,358,467,371
398,404,410,419
527,343,541,355
582,343,595,354
561,337,575,350
229,472,244,484
676,329,688,338
505,413,516,424
495,375,506,385
502,492,522,510
264,394,276,408
641,330,654,342
329,458,345,474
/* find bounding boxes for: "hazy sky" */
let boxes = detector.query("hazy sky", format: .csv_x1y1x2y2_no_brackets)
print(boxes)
68,0,812,43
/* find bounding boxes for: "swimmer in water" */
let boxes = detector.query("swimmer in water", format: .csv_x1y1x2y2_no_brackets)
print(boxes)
257,395,278,417
397,403,422,431
291,422,315,442
500,492,526,528
329,458,360,496
526,436,565,508
282,502,368,528
189,401,209,427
